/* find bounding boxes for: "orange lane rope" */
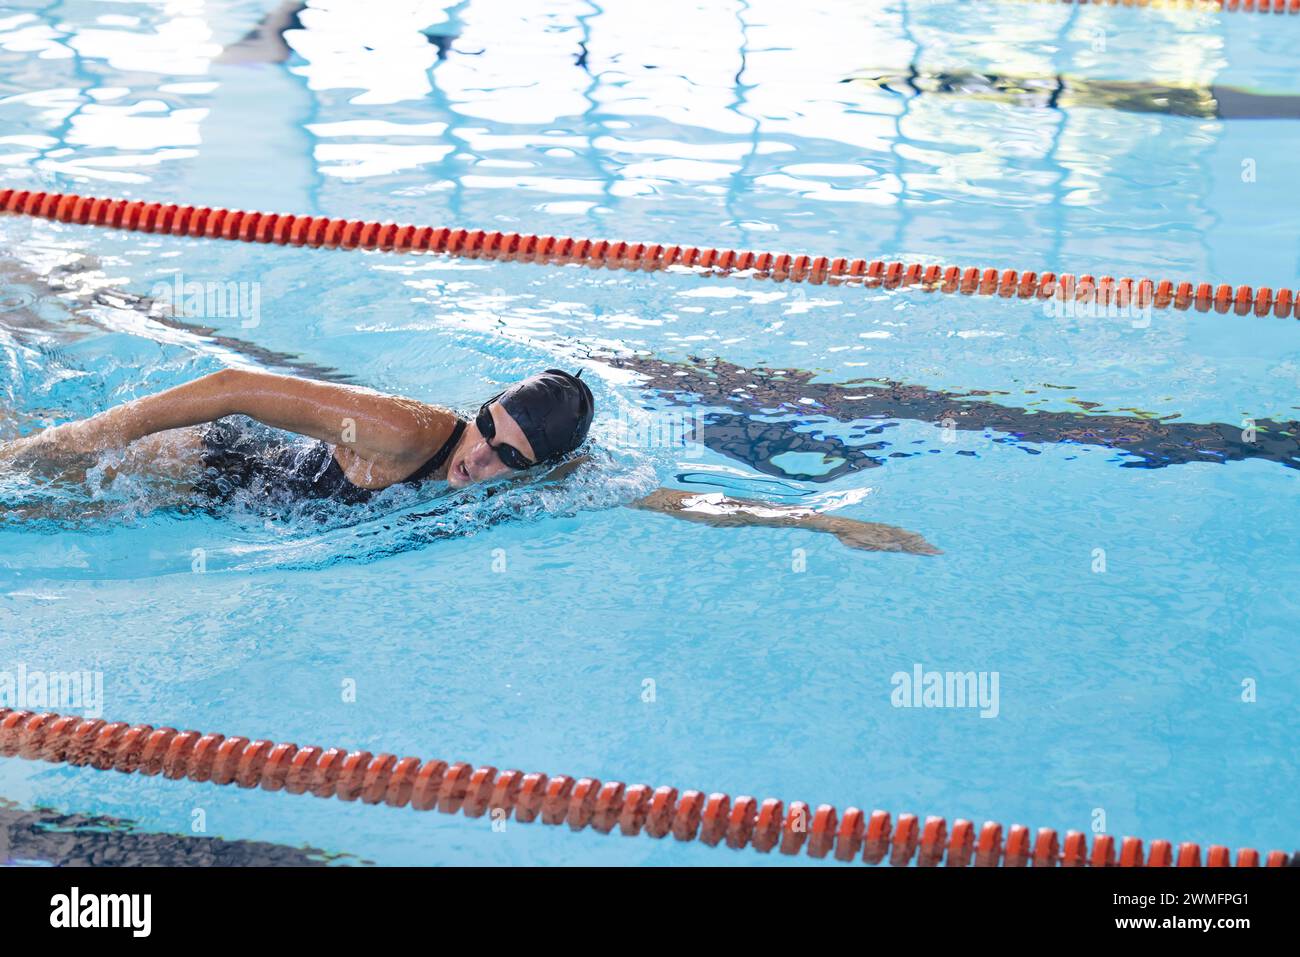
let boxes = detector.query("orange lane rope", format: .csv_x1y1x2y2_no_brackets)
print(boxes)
1,708,1292,866
1024,0,1300,11
3,189,1295,319
1019,0,1300,11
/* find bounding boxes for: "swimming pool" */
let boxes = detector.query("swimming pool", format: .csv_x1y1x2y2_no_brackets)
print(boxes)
0,0,1297,866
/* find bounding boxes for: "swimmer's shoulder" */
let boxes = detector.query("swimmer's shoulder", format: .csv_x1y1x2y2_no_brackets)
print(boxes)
409,404,464,452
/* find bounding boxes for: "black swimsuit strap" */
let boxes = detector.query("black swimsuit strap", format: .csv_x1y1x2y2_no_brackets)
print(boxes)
401,417,467,485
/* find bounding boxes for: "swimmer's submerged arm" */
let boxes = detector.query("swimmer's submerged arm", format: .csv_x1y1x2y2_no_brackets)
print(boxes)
0,369,452,468
628,488,941,555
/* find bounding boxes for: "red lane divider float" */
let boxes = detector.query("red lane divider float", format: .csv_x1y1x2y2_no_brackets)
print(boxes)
1034,0,1300,12
1,708,1293,866
3,189,1296,319
1017,0,1300,11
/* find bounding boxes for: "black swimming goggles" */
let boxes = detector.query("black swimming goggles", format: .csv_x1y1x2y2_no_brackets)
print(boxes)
475,400,538,471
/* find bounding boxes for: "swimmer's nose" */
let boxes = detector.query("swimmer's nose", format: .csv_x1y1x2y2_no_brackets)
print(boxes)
465,440,497,476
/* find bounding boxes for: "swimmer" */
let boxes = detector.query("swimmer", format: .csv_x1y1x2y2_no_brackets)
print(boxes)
0,367,939,555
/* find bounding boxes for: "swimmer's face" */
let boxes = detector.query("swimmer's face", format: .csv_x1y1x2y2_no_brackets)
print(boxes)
446,402,537,488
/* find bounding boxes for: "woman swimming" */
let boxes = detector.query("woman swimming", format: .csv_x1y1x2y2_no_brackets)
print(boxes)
0,366,939,554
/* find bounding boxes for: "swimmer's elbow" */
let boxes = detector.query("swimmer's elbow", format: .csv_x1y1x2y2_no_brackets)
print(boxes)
203,367,250,418
209,368,316,424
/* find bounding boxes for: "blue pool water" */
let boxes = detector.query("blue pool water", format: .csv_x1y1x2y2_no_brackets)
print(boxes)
0,0,1298,864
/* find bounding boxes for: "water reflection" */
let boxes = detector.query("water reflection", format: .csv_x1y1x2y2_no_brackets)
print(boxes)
846,67,1300,120
0,798,352,866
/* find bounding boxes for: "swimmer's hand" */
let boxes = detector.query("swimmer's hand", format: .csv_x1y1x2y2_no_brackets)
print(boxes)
0,421,100,466
813,514,941,555
629,488,940,555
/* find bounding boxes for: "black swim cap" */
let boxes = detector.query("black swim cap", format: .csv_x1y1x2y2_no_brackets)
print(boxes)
491,369,595,464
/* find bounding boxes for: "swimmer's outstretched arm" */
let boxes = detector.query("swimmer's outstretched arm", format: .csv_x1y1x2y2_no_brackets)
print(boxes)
628,488,940,555
0,369,453,472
